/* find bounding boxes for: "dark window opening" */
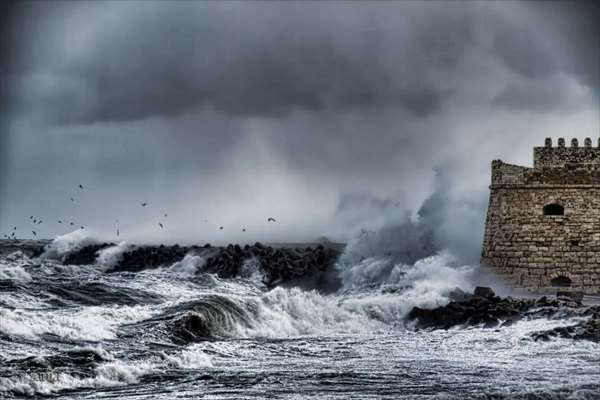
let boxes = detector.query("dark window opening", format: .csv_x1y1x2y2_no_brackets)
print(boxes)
570,240,580,246
550,276,572,287
543,203,564,216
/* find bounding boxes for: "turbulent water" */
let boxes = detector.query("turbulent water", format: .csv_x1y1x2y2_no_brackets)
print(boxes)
1,234,599,399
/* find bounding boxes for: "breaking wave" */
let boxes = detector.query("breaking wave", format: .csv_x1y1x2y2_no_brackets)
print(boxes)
40,230,100,262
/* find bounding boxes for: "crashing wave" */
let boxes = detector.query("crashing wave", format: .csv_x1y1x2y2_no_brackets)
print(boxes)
40,230,101,263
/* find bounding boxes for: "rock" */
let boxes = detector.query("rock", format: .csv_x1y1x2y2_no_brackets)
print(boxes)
59,241,342,291
473,286,495,299
556,290,583,304
532,317,600,343
448,288,473,302
408,287,600,339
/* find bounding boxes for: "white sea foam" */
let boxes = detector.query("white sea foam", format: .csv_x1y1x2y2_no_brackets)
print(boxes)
0,262,32,283
0,359,156,396
0,252,33,283
167,254,206,277
161,345,213,369
96,241,132,269
0,305,156,341
0,347,212,396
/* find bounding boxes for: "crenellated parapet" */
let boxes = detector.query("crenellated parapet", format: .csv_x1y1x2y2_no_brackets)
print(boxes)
534,137,600,169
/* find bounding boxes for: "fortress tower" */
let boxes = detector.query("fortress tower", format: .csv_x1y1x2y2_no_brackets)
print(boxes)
481,137,600,294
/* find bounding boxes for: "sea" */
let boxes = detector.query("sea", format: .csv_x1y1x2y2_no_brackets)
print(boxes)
1,232,599,399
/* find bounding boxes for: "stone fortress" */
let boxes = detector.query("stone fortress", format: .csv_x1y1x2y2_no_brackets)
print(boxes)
481,137,600,294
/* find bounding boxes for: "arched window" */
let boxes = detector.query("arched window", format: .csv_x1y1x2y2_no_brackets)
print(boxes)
550,276,572,287
543,203,564,216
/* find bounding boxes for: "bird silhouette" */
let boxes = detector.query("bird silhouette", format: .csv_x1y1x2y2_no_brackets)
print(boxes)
37,220,42,224
70,222,74,226
29,216,33,219
164,213,168,218
58,220,62,224
242,228,246,232
219,226,224,230
159,223,164,229
70,197,75,202
33,219,37,224
79,184,84,189
267,217,276,222
116,229,120,237
13,226,16,230
141,202,147,207
32,231,37,237
80,226,85,229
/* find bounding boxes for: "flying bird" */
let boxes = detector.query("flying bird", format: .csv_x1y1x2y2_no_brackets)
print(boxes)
32,231,37,237
33,219,37,224
141,202,147,207
159,223,164,229
164,213,168,218
80,226,85,229
267,218,276,222
70,222,74,226
29,216,33,219
116,229,120,237
219,226,224,230
58,220,62,224
38,220,42,224
242,228,246,232
70,197,75,202
13,226,16,230
79,184,84,189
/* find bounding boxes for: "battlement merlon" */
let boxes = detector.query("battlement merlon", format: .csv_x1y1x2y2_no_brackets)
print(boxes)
533,137,600,169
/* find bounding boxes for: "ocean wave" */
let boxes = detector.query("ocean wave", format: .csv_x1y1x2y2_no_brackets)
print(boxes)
166,253,207,277
40,230,100,262
0,263,32,283
0,305,157,341
0,359,156,396
0,346,212,397
96,241,133,269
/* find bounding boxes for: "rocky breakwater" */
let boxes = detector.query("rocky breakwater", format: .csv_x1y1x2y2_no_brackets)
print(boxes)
407,287,600,343
59,242,342,292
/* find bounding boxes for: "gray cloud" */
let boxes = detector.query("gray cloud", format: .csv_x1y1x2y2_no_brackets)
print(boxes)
4,2,499,123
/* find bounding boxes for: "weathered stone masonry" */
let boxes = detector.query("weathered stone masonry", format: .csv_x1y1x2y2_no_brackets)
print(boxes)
481,138,600,294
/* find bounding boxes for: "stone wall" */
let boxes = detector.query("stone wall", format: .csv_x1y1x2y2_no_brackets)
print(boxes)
481,138,600,294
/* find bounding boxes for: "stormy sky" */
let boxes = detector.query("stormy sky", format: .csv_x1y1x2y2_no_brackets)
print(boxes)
0,1,598,263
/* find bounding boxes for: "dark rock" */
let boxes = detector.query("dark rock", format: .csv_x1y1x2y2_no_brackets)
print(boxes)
556,290,583,304
473,286,495,299
532,317,600,343
407,287,600,341
63,243,114,265
58,241,342,292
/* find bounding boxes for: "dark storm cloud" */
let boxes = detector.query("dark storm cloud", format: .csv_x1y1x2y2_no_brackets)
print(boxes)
0,1,24,222
6,1,594,126
8,2,480,123
528,1,600,96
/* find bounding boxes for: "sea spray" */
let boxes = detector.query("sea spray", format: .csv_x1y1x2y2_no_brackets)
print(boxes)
40,230,100,262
